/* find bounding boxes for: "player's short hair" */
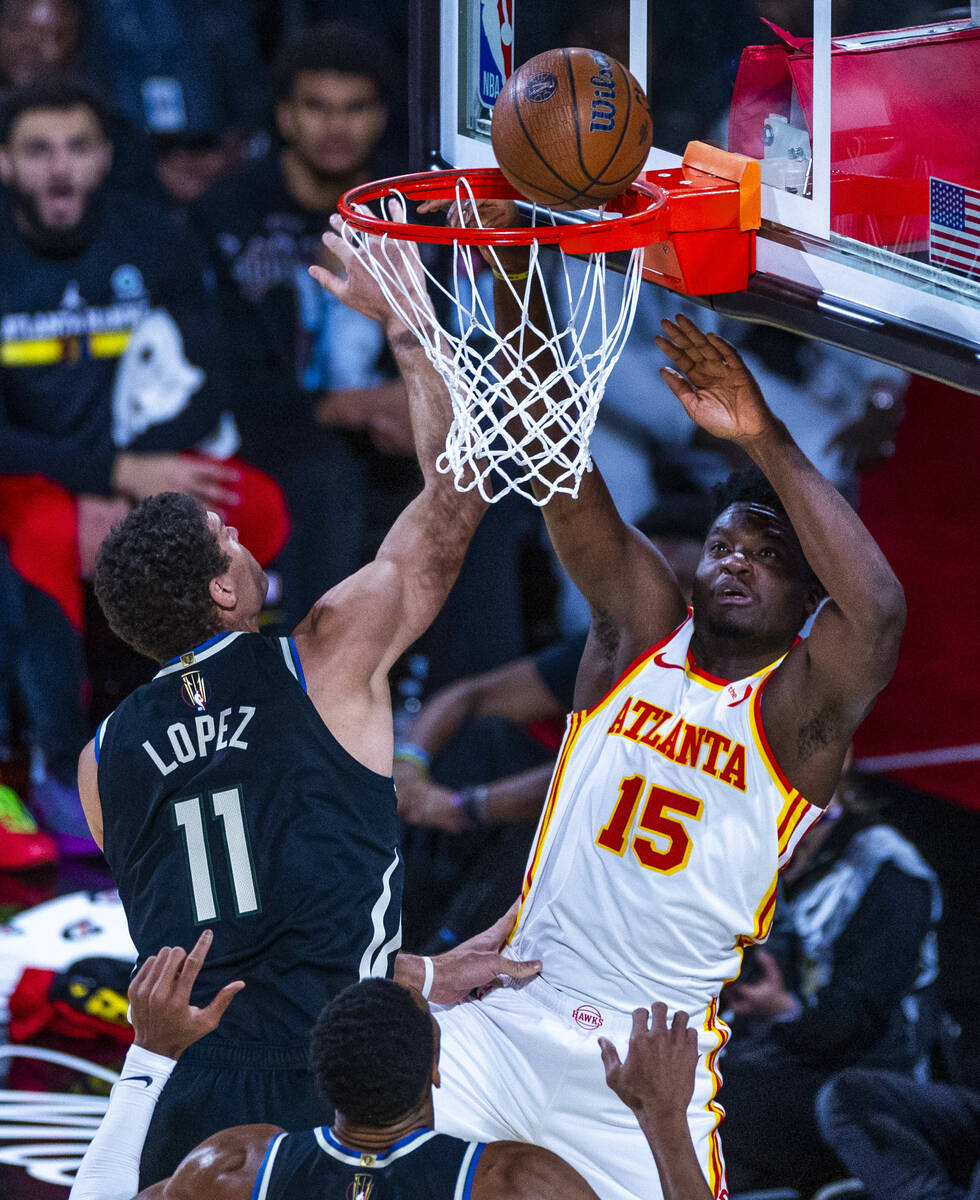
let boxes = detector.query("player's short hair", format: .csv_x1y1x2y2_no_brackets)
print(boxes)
709,466,824,594
272,21,391,104
94,493,229,663
309,979,436,1126
0,75,110,144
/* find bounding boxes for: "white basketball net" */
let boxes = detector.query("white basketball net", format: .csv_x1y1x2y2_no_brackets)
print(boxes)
341,180,646,506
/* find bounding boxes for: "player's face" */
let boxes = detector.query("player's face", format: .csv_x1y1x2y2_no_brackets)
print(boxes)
0,0,78,88
0,106,111,232
277,70,388,179
209,511,269,616
692,503,818,645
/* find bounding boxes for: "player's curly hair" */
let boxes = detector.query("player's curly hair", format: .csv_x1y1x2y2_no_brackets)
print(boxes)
310,979,436,1126
710,466,824,594
94,493,229,662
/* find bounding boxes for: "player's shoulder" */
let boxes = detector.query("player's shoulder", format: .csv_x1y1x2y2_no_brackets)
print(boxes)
473,1140,597,1200
154,1124,283,1199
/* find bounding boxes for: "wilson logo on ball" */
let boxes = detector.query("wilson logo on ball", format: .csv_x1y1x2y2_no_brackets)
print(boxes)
588,56,617,132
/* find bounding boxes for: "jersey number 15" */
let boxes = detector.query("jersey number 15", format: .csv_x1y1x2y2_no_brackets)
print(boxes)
596,775,703,874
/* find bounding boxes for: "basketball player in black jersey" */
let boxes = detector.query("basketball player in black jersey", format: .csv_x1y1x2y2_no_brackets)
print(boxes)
76,215,540,1185
70,932,713,1200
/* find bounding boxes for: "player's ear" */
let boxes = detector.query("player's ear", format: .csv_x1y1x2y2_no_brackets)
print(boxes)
209,571,237,612
275,98,296,143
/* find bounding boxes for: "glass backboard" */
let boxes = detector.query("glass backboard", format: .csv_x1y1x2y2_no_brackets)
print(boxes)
412,0,980,392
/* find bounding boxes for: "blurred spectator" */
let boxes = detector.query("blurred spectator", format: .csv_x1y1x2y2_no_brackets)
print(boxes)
0,0,79,93
0,78,289,858
192,20,407,621
0,0,158,196
84,0,267,145
816,1067,980,1200
718,767,942,1195
396,496,711,952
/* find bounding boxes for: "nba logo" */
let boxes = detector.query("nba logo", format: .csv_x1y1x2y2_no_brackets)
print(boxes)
479,0,514,108
180,670,207,712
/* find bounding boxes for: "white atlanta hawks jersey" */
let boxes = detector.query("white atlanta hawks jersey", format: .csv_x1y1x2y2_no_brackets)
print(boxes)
509,611,823,1019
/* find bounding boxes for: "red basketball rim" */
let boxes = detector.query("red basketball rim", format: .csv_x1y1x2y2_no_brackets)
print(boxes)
338,168,669,253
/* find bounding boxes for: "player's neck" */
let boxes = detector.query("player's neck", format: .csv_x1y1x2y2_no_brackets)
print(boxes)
331,1098,434,1152
689,626,794,682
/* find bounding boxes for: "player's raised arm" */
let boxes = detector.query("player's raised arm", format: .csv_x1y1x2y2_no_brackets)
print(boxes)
656,315,905,806
294,211,487,744
482,208,686,690
601,1004,713,1200
70,932,268,1200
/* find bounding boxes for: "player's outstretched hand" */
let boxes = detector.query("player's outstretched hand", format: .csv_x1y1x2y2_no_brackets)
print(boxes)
128,929,244,1061
428,899,542,1005
600,1003,698,1122
655,314,774,445
309,202,433,333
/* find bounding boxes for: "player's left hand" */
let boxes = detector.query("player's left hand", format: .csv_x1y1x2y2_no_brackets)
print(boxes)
128,929,244,1061
600,1002,698,1121
655,314,776,445
310,202,434,334
428,899,542,1005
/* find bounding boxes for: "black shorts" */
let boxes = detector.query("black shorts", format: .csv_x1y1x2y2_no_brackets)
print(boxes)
138,1038,332,1188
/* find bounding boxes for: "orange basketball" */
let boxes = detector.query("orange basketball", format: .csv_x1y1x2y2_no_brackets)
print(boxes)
490,47,653,210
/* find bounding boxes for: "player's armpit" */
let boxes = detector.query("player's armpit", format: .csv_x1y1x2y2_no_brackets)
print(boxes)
472,1142,599,1200
137,1126,283,1200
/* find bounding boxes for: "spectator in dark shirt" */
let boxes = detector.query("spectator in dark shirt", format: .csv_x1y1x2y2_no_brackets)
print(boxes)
0,78,288,857
717,769,942,1195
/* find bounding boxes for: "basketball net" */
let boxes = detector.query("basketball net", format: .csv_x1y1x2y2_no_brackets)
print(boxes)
340,178,646,506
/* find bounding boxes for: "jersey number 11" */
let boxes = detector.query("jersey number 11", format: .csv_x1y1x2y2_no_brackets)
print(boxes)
172,786,261,923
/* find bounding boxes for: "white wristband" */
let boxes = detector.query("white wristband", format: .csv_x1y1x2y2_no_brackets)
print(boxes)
420,956,434,1000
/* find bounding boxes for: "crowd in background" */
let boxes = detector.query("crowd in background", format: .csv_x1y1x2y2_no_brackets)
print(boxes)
0,2,975,1198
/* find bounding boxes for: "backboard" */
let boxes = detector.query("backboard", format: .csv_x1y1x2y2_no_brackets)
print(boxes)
410,0,980,393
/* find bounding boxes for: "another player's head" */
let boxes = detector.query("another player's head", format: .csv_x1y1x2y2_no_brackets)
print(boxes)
94,493,268,662
0,76,111,251
309,979,438,1128
692,466,824,646
273,21,390,182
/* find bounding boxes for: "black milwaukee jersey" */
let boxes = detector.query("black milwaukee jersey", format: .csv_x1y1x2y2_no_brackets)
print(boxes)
253,1127,486,1200
96,632,402,1045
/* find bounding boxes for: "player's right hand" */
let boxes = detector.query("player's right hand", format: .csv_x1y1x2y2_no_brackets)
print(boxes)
128,929,244,1061
428,899,541,1004
600,1003,699,1120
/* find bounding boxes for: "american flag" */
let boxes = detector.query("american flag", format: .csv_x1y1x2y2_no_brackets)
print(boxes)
929,178,980,279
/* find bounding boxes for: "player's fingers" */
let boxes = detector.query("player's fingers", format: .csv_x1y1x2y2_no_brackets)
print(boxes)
493,955,542,982
674,313,709,345
129,953,159,1000
191,479,240,508
685,1027,699,1052
201,979,245,1028
705,331,740,363
649,1001,669,1033
659,317,694,348
659,366,697,403
653,334,693,371
598,1036,622,1075
176,929,213,999
670,1008,690,1034
150,946,184,997
631,1006,650,1038
309,264,344,298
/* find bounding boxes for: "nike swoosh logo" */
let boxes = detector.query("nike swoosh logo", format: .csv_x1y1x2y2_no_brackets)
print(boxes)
120,1075,154,1087
652,651,685,671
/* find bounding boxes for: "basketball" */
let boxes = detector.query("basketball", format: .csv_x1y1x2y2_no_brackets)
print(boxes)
490,47,653,210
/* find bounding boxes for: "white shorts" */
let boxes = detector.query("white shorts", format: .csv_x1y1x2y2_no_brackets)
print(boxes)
433,976,728,1200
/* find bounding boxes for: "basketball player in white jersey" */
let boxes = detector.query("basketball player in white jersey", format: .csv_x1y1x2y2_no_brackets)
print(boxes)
431,312,906,1200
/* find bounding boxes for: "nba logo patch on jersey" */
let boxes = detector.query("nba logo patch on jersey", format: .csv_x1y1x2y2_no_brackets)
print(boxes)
347,1173,375,1199
180,670,207,712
